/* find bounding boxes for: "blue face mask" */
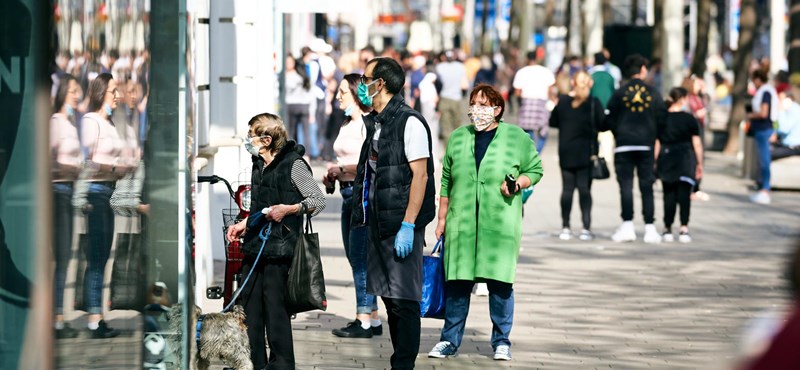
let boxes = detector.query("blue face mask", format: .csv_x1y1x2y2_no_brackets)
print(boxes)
343,103,356,116
357,80,379,107
104,103,113,117
65,104,74,118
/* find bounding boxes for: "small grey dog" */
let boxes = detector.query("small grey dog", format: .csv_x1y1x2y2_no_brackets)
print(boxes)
168,304,253,370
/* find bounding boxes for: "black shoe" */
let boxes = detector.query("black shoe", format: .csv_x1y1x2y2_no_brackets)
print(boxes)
56,324,79,339
332,319,372,338
371,323,383,336
90,320,120,339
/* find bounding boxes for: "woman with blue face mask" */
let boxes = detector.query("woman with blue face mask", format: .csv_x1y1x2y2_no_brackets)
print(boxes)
50,74,82,339
325,74,385,338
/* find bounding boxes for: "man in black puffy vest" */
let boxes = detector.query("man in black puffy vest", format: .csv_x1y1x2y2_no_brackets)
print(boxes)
351,57,436,369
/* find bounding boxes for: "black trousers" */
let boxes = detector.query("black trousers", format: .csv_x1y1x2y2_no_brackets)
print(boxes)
381,296,421,370
241,259,295,370
560,166,593,229
662,181,692,228
772,144,800,160
614,150,656,224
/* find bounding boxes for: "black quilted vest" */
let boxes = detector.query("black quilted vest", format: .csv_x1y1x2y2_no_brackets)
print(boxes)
243,141,307,259
351,94,436,237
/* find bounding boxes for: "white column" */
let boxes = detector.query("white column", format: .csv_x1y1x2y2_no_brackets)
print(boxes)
770,0,786,74
662,0,684,95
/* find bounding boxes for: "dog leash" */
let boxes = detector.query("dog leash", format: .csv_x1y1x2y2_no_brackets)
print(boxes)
222,215,272,313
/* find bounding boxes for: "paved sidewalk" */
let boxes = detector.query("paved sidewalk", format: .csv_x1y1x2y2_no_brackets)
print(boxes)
53,132,799,369
231,144,798,370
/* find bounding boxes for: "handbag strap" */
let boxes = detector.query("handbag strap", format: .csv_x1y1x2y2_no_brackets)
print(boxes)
589,97,599,159
303,205,313,234
431,236,443,255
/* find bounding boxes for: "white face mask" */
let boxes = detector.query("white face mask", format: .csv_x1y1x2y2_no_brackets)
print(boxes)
468,105,496,131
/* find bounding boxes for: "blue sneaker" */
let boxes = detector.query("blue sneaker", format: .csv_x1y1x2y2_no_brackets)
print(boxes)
428,341,457,358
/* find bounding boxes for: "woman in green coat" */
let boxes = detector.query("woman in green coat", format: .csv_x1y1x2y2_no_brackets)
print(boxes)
427,84,543,361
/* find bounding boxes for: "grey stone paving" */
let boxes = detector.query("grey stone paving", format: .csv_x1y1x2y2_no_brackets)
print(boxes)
54,134,800,369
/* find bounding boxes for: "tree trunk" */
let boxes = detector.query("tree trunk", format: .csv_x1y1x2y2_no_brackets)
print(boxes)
581,0,589,57
631,0,639,24
545,0,556,28
603,0,613,26
690,0,711,76
652,0,664,61
564,0,572,56
723,0,757,155
790,0,800,73
480,0,489,54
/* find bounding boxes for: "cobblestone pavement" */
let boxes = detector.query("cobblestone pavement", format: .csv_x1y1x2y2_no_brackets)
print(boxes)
56,135,800,369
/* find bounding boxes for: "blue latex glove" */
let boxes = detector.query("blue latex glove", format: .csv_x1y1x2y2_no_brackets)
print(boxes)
394,222,415,258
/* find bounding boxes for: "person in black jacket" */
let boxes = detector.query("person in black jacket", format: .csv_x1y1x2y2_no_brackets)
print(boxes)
655,87,704,243
226,113,326,370
351,57,436,370
549,71,605,241
602,54,667,244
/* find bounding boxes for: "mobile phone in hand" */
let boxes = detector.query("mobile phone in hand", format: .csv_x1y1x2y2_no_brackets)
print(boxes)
505,174,517,194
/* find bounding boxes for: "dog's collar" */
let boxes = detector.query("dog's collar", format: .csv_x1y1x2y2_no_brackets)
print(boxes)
196,315,205,350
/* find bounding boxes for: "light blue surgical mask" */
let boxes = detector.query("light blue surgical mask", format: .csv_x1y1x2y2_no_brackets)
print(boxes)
244,138,262,156
343,103,356,116
104,103,113,117
357,80,379,107
65,104,74,118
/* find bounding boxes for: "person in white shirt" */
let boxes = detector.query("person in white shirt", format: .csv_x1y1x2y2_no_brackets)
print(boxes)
513,50,556,153
436,51,469,144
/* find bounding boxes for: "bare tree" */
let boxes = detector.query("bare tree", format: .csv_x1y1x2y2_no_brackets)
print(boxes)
545,0,556,28
631,0,639,24
602,0,613,26
724,0,757,155
652,1,663,61
690,0,711,77
790,0,800,73
480,0,490,54
564,0,573,56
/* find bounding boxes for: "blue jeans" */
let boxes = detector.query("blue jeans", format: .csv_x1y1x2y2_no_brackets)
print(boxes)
526,129,547,154
297,122,320,158
340,186,377,314
754,128,773,190
85,182,115,314
440,279,514,349
53,183,74,314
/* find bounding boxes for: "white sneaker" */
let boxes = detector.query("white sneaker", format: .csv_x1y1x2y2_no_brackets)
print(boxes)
474,283,489,296
493,344,512,361
643,224,662,244
750,191,771,205
578,229,594,241
662,230,674,243
428,341,457,358
611,221,636,242
559,228,572,240
678,231,692,243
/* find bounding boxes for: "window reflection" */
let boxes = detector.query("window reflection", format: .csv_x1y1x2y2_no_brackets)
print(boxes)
50,0,168,368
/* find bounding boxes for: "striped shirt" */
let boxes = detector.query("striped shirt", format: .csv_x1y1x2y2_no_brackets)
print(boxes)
290,159,326,217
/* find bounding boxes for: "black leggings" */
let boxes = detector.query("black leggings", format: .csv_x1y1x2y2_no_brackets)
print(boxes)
560,166,593,229
663,181,693,228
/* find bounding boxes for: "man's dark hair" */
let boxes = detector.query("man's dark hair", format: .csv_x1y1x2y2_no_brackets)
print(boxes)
752,69,769,83
594,52,607,65
367,57,405,95
622,54,649,79
526,50,537,62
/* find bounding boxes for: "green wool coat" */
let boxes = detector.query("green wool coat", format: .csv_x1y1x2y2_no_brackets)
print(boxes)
440,122,543,284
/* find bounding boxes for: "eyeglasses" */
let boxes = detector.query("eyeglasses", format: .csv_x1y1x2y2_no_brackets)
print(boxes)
246,133,269,139
106,88,119,96
360,75,375,85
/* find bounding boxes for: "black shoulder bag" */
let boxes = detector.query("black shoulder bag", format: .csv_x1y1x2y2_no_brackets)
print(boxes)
590,98,611,180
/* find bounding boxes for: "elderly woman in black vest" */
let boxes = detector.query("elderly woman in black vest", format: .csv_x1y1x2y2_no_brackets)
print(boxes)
227,113,326,370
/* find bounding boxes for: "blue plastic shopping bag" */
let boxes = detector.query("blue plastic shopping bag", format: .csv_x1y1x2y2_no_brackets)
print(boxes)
420,237,446,319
